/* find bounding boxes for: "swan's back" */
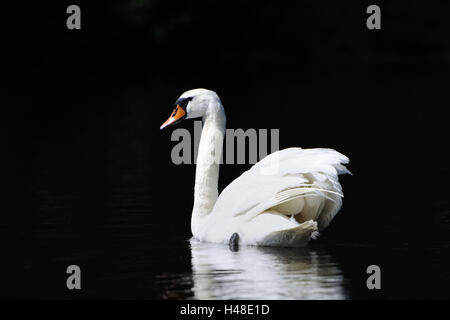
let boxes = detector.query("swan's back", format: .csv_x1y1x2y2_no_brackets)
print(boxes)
195,148,350,247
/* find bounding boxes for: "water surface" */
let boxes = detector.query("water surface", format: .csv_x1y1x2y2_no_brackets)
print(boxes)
188,239,347,299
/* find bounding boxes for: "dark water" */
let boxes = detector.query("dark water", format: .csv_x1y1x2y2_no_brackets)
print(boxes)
187,240,348,300
6,230,450,299
5,147,450,300
5,0,450,298
3,86,450,300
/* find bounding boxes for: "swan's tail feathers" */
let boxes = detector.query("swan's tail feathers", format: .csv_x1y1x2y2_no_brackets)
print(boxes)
270,185,343,231
261,220,318,247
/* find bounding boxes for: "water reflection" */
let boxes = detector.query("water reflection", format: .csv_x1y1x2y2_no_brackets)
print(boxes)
189,239,348,300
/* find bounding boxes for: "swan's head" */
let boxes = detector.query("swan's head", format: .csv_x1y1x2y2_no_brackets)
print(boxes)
160,88,221,130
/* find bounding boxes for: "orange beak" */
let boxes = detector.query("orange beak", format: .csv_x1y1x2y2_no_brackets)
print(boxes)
160,105,186,130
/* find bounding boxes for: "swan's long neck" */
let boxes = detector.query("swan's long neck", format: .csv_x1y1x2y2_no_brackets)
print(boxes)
192,101,226,223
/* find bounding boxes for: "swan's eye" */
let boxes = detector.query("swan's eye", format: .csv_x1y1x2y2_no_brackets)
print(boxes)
176,97,194,111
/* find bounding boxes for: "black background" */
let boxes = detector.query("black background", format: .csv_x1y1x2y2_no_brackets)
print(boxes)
3,1,450,299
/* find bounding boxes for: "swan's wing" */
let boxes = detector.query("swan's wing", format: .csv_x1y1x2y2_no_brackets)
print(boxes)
213,148,350,231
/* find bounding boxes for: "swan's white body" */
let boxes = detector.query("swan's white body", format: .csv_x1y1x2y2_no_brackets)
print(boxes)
163,89,350,247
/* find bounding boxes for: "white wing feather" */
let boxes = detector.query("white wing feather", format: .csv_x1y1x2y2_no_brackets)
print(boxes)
212,148,350,231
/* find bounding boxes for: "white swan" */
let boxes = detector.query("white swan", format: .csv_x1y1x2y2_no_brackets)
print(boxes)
160,89,350,247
